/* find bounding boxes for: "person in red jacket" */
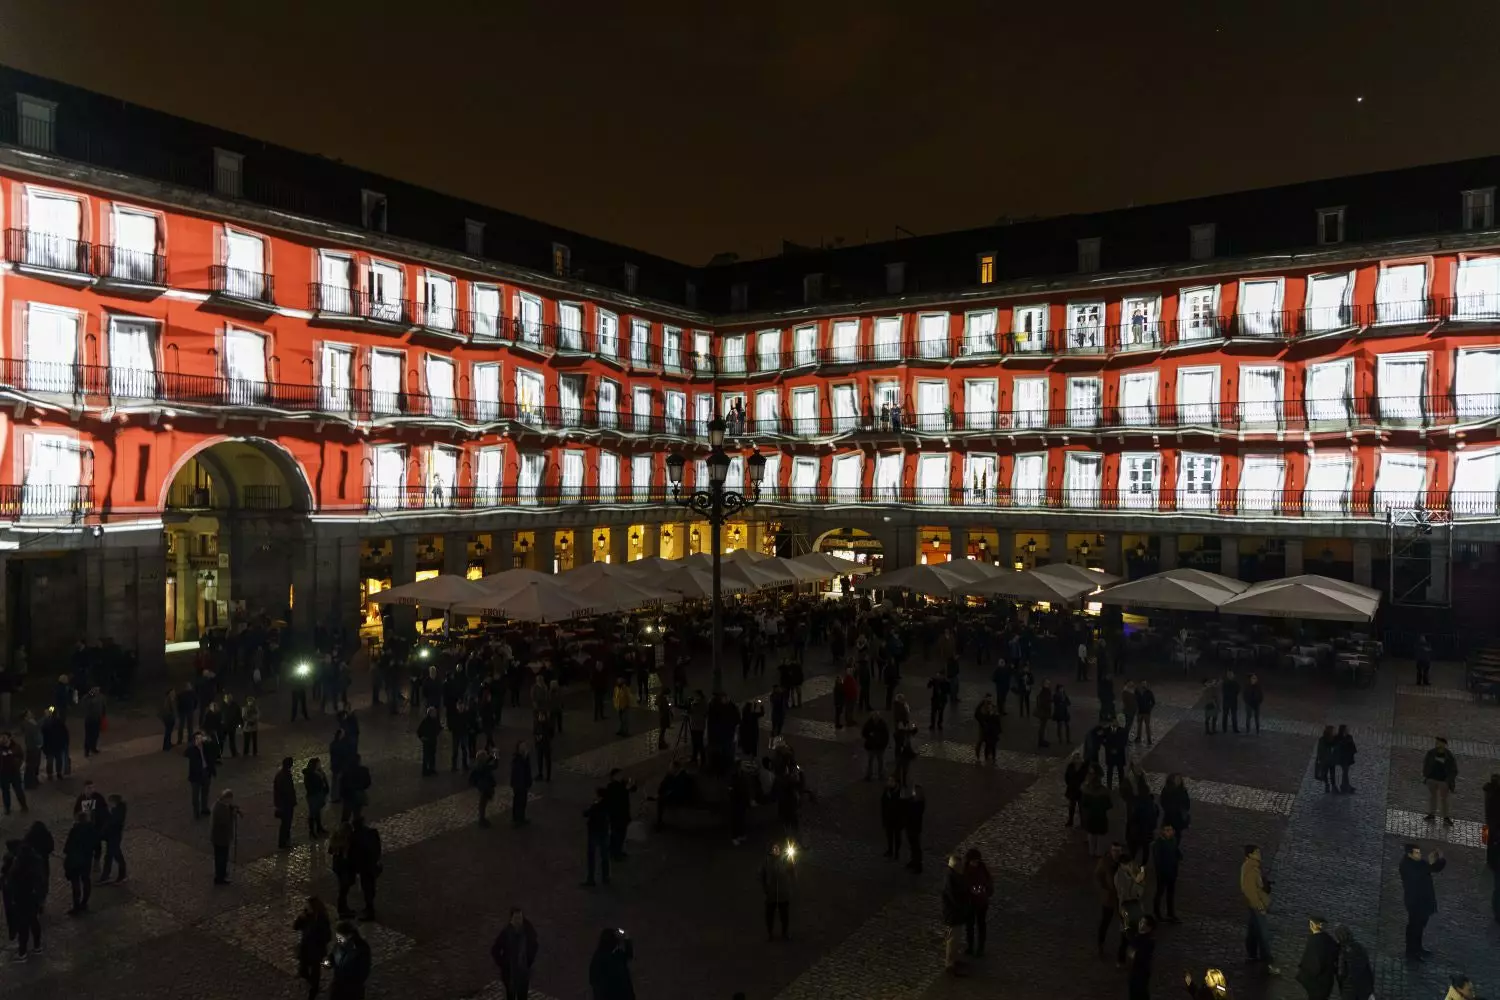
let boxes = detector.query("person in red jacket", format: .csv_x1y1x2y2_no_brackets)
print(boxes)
963,847,994,956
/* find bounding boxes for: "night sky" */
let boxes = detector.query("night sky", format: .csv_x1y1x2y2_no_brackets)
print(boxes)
3,1,1499,264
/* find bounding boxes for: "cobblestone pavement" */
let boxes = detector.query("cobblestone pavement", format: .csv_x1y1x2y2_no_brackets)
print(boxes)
1,650,1498,999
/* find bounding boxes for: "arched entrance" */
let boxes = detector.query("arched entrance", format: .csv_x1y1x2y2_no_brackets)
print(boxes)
160,437,312,644
813,527,885,592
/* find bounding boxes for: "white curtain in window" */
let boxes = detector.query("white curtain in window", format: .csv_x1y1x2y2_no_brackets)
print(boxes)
831,454,861,499
792,389,817,437
757,330,781,371
965,311,997,354
109,318,155,399
832,384,858,432
1375,264,1427,324
425,275,457,331
318,344,351,413
875,453,901,501
665,392,686,435
1374,452,1426,511
830,321,858,362
1305,273,1351,332
599,452,619,498
515,294,542,342
1014,377,1047,429
630,320,650,365
1378,355,1427,421
426,357,456,418
472,285,501,337
1178,369,1217,425
756,390,779,433
1121,454,1159,510
726,456,744,495
475,448,503,505
632,455,652,500
916,381,947,431
1064,452,1102,508
372,446,406,510
558,377,583,426
1457,349,1500,419
917,453,948,504
1453,447,1500,517
518,453,544,504
791,457,818,501
26,192,80,270
23,435,81,517
918,314,948,358
371,350,401,416
112,209,157,281
1305,360,1351,424
558,303,583,351
873,318,901,360
1239,367,1282,425
793,326,818,365
695,394,713,436
693,332,711,371
723,337,746,373
1012,453,1046,506
224,329,266,404
597,380,618,429
427,447,458,505
1304,453,1353,516
1119,372,1155,426
965,380,997,430
472,364,500,422
561,451,585,500
597,311,618,357
1067,378,1101,428
516,371,544,426
1177,453,1221,510
1455,258,1500,319
760,454,780,498
631,387,653,433
317,254,354,313
1239,280,1281,336
964,455,997,505
1238,456,1285,512
1013,306,1048,352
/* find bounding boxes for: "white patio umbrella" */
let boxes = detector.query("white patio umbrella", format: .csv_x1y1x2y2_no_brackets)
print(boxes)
568,575,670,615
854,563,981,598
452,580,592,622
656,564,753,600
1032,562,1121,589
679,553,783,590
476,567,557,596
1094,567,1249,611
765,557,836,583
791,552,874,576
967,569,1099,602
724,548,774,563
1258,574,1381,601
371,574,488,610
618,557,681,575
559,561,630,585
1218,575,1380,622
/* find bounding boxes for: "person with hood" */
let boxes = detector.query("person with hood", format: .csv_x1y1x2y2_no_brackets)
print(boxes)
880,777,905,860
22,821,51,912
491,906,539,1000
62,809,98,914
303,758,330,839
861,710,890,780
1296,915,1340,1000
274,757,298,850
327,920,372,1000
760,840,796,941
98,794,127,884
510,741,533,827
1333,926,1373,1000
588,926,636,1000
1399,843,1445,960
3,835,43,960
293,895,333,999
962,848,993,956
940,853,970,975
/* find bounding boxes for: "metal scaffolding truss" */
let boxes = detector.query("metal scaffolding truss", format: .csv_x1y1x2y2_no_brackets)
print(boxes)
1387,506,1453,608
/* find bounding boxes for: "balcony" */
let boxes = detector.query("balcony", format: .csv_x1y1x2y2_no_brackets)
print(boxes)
92,245,167,289
0,484,94,521
209,265,275,311
307,283,412,328
363,485,675,513
5,228,92,280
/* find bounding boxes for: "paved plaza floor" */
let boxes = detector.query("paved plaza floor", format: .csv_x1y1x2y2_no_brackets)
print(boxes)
0,642,1497,1000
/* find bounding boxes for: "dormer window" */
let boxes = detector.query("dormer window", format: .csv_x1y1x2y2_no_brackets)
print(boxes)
1317,207,1345,245
361,190,388,232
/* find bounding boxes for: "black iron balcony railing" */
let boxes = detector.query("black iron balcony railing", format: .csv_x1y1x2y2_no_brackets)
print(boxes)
307,283,411,325
0,484,94,520
210,265,275,306
165,483,285,510
92,245,167,285
5,228,91,275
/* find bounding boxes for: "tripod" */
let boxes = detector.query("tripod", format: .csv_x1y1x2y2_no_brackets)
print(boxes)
673,714,691,749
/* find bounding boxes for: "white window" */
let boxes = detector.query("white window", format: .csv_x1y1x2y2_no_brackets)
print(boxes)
223,229,266,300
803,273,823,304
1066,302,1103,351
875,453,901,501
1185,224,1215,261
515,369,545,426
1118,371,1156,427
558,303,584,352
917,453,949,504
472,284,502,338
551,243,570,277
370,445,407,510
1375,263,1428,325
110,207,159,282
1237,279,1283,336
832,384,859,433
1064,452,1102,508
518,453,545,504
1012,453,1046,506
694,393,714,436
873,317,902,361
16,95,55,152
475,447,503,505
513,292,542,343
24,305,78,394
760,454,781,499
1238,365,1283,426
965,379,997,430
473,362,501,422
22,434,81,518
831,453,861,499
622,264,638,294
597,310,619,358
1177,367,1219,425
1374,452,1427,511
1463,188,1495,231
1177,453,1221,510
1121,453,1160,510
629,319,651,367
830,321,859,363
1077,237,1101,274
632,386,653,433
791,457,819,501
213,148,243,198
361,190,388,232
885,262,906,295
224,328,267,405
318,343,352,413
964,454,997,504
872,381,900,426
1457,347,1500,419
109,317,157,399
1454,257,1500,319
1180,286,1219,341
754,389,779,434
1453,447,1500,517
1119,296,1160,349
1378,353,1428,422
1238,455,1285,512
367,260,404,323
1317,207,1345,245
560,450,585,500
1012,305,1049,353
1304,272,1354,332
793,325,818,366
917,314,949,359
756,330,781,372
599,452,620,500
665,390,686,435
632,455,653,500
1066,376,1101,429
370,350,402,416
427,445,459,506
915,380,948,432
693,331,711,372
559,375,584,426
1305,358,1353,424
317,252,355,313
425,356,456,418
1013,376,1048,429
1304,452,1353,517
598,379,619,429
422,273,457,331
792,387,818,437
668,329,687,373
963,310,998,355
465,219,486,256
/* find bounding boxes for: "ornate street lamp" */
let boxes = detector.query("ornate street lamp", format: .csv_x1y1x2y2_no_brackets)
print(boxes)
666,418,766,693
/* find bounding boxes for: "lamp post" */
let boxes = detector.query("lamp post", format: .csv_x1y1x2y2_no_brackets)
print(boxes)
666,418,766,694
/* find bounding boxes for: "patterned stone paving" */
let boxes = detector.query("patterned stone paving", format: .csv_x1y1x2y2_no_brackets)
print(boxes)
1385,807,1488,848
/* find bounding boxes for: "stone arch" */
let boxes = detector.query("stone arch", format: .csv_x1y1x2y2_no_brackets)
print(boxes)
157,435,315,513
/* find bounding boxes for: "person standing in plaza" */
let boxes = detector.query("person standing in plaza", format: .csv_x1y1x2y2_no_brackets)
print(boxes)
880,777,904,860
0,733,26,816
416,708,440,777
581,787,611,887
470,748,499,828
1096,671,1114,724
760,840,796,942
1423,736,1458,825
1095,842,1123,958
1221,670,1242,734
4,834,44,961
1126,915,1156,1000
1333,725,1357,794
1104,719,1128,790
491,906,539,1000
349,816,381,921
589,927,636,1000
1160,773,1191,851
186,731,218,819
992,657,1013,715
327,920,371,1000
963,847,993,957
1296,915,1340,1000
1035,681,1053,749
159,689,176,752
974,697,1001,763
274,757,298,850
862,710,889,780
1241,844,1280,975
604,768,636,861
1317,727,1339,793
98,794,127,884
1121,681,1138,740
1415,634,1432,686
293,896,333,1000
1081,769,1113,856
1399,843,1446,960
1134,681,1155,745
927,670,951,732
175,682,197,745
449,699,475,773
62,810,97,915
510,741,533,827
532,709,554,783
303,758,330,840
1151,822,1182,923
1486,773,1500,922
210,789,239,886
1243,673,1263,735
242,696,261,756
941,853,970,976
20,711,40,791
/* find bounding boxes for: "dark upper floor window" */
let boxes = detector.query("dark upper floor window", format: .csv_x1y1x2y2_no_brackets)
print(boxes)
464,219,485,256
214,148,243,198
685,280,698,308
1463,188,1495,231
1077,237,1101,274
1317,207,1345,245
885,262,906,294
361,190,388,232
730,282,749,311
1189,223,1216,261
803,273,824,304
552,243,571,277
623,263,638,294
16,95,55,153
977,253,995,285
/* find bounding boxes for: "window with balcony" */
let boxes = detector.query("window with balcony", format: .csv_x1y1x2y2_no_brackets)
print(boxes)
722,335,746,374
515,369,545,426
475,446,503,505
1013,453,1046,507
561,450,585,500
559,375,584,426
917,453,949,504
759,454,780,498
552,243,570,277
22,433,82,518
1238,365,1283,426
977,253,996,285
1066,302,1103,351
1177,367,1219,425
109,206,160,283
1177,453,1221,510
1237,279,1283,336
1012,305,1049,353
1077,237,1101,274
425,356,456,418
1180,286,1219,340
632,454,653,500
597,309,619,358
1066,376,1101,428
224,328,267,405
721,392,746,435
1064,452,1102,508
213,148,243,198
464,219,485,256
964,454,997,504
963,310,998,355
873,317,901,361
20,189,82,272
599,452,620,500
370,349,402,416
694,393,713,436
965,379,997,431
872,381,900,427
1305,358,1353,424
109,316,157,400
1454,256,1500,319
885,262,906,295
473,362,501,422
831,453,861,499
1373,451,1427,511
1013,376,1047,429
423,273,457,332
832,383,859,432
370,445,406,510
632,386,653,433
367,260,404,323
793,325,818,366
918,313,949,359
598,378,619,429
1304,452,1353,516
1453,447,1500,517
1118,371,1156,426
874,452,901,501
786,456,816,501
630,320,651,367
1463,188,1495,231
1304,272,1353,332
1119,296,1160,349
1121,453,1160,510
24,304,78,394
754,389,780,434
802,273,823,304
792,387,817,437
558,303,584,352
1238,455,1285,512
1317,207,1345,245
513,292,543,344
830,320,859,363
471,284,502,338
692,331,710,372
1456,347,1500,419
317,343,352,413
1375,262,1428,325
915,380,948,432
518,452,545,504
1189,223,1216,261
361,190,388,233
1377,353,1428,422
756,330,781,371
665,390,686,435
16,95,55,152
427,445,459,506
315,252,355,313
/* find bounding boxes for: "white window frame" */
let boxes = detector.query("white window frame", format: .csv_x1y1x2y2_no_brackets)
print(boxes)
560,449,585,501
1377,352,1429,423
874,452,901,501
962,309,998,355
1012,376,1048,430
426,445,460,506
557,302,585,352
632,454,653,501
518,452,545,505
872,317,902,362
471,283,502,338
1453,256,1500,320
223,327,267,405
1316,206,1345,245
361,189,388,232
317,341,353,414
830,320,859,363
370,444,407,511
790,456,819,502
223,228,268,300
23,303,78,394
754,389,780,434
108,315,158,400
369,348,403,417
1176,366,1220,426
473,361,501,423
1012,304,1049,353
366,259,404,323
597,378,620,430
1373,451,1428,512
1303,271,1355,333
917,313,949,359
1176,452,1222,511
1237,455,1286,513
16,95,55,152
596,309,619,358
1012,452,1047,507
791,387,818,438
1066,376,1102,429
629,319,651,366
963,453,998,505
793,325,818,366
1063,452,1103,509
1179,285,1220,341
424,355,456,419
1117,371,1157,427
558,374,585,427
914,379,948,432
756,329,781,372
1463,187,1495,231
1118,295,1161,349
1065,302,1104,352
1120,452,1160,510
1236,278,1284,337
721,334,746,374
964,378,998,431
1374,261,1429,325
831,383,859,433
1304,358,1353,425
513,292,543,344
22,432,82,518
108,205,160,282
1453,446,1500,517
916,453,950,505
1237,364,1284,427
1456,346,1500,419
632,386,654,433
1304,451,1354,517
421,271,458,332
664,390,687,436
515,368,546,427
475,446,503,505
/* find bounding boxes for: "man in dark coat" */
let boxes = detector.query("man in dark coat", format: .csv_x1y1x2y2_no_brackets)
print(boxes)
62,809,98,914
185,731,218,818
273,757,298,849
861,712,889,781
1296,915,1340,1000
760,841,796,941
1399,843,1446,959
491,906,540,1000
603,768,636,861
416,708,441,777
99,793,127,883
349,816,382,921
582,787,611,887
880,777,905,860
940,853,970,975
1151,823,1183,923
209,789,238,885
470,749,499,828
1221,670,1242,733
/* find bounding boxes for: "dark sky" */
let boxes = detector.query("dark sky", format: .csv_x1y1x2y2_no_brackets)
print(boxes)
3,1,1499,265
